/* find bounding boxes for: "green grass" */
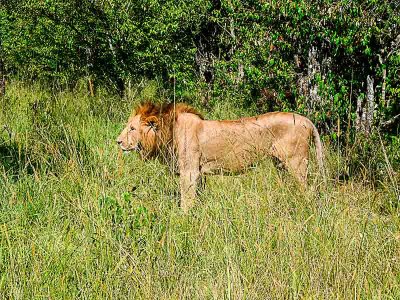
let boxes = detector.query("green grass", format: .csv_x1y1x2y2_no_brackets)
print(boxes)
0,82,399,299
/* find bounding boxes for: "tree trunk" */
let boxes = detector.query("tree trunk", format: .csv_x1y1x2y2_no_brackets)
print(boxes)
86,46,95,97
382,67,387,108
366,75,375,133
88,78,95,97
296,46,325,117
356,76,375,135
195,36,215,105
356,93,364,132
237,63,244,82
307,46,321,113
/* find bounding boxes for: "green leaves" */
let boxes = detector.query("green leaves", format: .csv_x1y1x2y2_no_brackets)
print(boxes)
0,0,398,138
1,0,209,88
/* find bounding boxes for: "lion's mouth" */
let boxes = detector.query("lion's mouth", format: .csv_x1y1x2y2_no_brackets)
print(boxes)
133,142,143,152
120,142,142,153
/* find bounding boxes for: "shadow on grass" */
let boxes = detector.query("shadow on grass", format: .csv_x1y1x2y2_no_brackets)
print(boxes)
0,140,33,178
1,116,95,180
0,139,35,178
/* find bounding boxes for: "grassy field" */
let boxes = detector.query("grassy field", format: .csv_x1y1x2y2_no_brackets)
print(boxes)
0,82,399,299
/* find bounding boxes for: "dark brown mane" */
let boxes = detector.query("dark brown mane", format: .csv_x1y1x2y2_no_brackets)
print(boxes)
132,102,203,120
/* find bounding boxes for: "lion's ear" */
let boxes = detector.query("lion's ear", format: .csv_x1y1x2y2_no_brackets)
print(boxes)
144,116,159,131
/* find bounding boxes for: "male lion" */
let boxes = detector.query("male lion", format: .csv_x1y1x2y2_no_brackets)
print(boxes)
117,102,324,213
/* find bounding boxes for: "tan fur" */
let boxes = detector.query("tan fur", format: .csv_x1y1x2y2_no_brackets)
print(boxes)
117,102,324,213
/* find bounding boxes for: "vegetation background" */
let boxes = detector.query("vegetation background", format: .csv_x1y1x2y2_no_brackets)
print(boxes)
0,0,399,298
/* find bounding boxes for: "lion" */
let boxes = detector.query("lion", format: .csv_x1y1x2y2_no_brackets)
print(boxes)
117,102,324,213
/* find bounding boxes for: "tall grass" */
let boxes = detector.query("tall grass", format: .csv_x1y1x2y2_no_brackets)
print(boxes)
0,81,399,299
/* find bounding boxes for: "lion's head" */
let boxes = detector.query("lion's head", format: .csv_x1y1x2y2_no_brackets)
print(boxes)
117,102,202,159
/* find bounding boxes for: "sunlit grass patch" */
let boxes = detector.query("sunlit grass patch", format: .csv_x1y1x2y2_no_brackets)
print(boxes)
0,82,399,299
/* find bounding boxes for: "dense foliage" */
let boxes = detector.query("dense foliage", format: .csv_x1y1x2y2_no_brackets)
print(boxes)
1,1,399,136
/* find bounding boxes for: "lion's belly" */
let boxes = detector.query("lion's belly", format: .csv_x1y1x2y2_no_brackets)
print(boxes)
199,136,272,173
200,157,257,174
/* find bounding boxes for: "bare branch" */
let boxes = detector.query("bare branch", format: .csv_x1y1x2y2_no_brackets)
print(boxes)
381,114,400,129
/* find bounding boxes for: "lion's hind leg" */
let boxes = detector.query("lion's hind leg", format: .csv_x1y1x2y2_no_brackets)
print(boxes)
273,136,310,186
287,155,309,186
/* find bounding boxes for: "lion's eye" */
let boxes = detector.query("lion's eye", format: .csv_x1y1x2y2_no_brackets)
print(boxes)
130,126,136,131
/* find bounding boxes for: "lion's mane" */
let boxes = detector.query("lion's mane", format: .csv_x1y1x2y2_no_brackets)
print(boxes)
132,102,203,156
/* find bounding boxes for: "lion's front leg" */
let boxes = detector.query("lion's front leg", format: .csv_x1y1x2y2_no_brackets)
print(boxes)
175,116,202,213
180,169,200,213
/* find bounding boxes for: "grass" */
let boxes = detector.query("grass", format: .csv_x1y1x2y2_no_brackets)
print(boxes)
0,81,399,299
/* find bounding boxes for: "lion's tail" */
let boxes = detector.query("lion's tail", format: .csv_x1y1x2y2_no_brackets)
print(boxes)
311,123,325,181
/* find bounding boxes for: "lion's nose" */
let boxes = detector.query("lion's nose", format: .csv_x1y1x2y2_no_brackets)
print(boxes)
117,139,122,145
